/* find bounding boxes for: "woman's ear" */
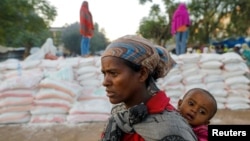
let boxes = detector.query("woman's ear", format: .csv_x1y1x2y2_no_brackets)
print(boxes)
139,67,149,82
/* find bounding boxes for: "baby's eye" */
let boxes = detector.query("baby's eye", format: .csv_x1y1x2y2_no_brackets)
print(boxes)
188,101,194,106
199,109,206,115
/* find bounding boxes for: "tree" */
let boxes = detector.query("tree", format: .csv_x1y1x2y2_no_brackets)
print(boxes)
188,0,227,43
0,0,56,58
138,0,177,46
61,23,81,54
91,24,110,54
61,22,109,55
139,0,250,45
226,0,250,37
188,0,250,44
138,4,169,45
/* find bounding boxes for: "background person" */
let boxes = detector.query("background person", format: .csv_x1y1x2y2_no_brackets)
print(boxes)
178,88,217,141
100,35,197,141
171,3,191,55
233,44,242,55
79,1,94,56
215,44,225,54
241,43,250,68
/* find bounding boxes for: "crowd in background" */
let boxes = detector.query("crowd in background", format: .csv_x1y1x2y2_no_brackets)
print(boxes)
182,43,250,69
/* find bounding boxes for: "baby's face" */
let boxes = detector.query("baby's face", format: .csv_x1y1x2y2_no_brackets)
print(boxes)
178,90,216,127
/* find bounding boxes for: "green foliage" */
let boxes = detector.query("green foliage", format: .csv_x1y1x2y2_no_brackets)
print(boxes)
90,24,110,54
188,0,250,43
139,0,152,4
227,0,250,36
138,0,250,45
61,22,82,54
138,1,175,45
0,0,56,48
61,22,109,55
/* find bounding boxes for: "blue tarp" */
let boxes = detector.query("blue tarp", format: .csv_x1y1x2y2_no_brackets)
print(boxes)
212,37,250,48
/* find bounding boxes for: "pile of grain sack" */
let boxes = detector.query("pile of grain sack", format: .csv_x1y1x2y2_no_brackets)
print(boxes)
0,52,249,124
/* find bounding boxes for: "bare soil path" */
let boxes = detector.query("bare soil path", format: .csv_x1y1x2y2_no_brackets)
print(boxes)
0,109,249,141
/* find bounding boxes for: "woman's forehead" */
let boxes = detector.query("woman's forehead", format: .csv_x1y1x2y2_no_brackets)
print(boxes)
101,56,126,69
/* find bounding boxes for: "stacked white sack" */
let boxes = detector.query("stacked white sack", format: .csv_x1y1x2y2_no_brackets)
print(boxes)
221,52,250,110
156,53,250,110
178,53,206,94
54,57,81,81
30,59,82,123
0,59,43,124
157,54,185,108
0,63,4,81
68,56,111,123
0,53,249,125
198,53,227,109
76,57,103,88
67,87,111,123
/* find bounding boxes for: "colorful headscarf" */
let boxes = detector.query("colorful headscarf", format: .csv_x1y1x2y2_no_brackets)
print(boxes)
171,3,191,35
101,35,176,79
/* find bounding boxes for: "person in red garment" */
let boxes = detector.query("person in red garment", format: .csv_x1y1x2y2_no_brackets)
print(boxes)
178,88,217,141
100,35,197,141
79,1,94,56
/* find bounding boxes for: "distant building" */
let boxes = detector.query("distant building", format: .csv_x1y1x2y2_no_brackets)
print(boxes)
49,27,65,46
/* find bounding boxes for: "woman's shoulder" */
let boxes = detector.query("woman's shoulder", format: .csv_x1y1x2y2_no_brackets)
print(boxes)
133,110,197,141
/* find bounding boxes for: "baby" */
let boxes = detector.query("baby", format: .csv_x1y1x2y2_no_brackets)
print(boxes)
177,88,217,141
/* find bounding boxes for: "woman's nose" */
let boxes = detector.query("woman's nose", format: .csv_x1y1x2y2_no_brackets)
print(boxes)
102,75,111,87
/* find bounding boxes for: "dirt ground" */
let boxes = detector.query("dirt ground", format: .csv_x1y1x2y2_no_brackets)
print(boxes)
0,109,250,141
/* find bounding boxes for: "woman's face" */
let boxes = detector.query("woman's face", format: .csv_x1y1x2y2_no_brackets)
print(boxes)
101,56,145,107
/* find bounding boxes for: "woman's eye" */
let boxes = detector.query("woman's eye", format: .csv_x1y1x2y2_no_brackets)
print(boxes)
110,72,118,76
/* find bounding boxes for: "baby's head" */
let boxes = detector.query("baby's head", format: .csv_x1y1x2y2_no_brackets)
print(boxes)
178,88,217,127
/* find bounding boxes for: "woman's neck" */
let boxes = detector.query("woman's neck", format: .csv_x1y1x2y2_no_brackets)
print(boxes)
125,89,152,109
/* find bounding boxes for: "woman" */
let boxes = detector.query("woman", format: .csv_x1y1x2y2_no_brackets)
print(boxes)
100,35,197,141
79,1,94,56
171,3,191,55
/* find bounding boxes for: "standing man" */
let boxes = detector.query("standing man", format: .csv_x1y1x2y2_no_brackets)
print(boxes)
79,1,94,56
171,3,191,55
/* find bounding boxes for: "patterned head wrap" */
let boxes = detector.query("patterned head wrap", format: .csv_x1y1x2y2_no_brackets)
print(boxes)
102,35,176,79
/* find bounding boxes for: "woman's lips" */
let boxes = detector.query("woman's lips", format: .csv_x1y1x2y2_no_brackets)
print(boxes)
106,91,115,97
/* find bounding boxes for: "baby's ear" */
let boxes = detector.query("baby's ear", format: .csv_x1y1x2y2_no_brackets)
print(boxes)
177,99,183,109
